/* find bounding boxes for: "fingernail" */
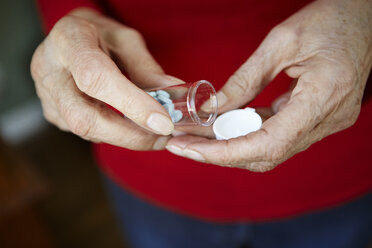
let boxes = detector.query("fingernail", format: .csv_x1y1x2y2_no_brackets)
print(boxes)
166,145,184,156
172,130,186,137
272,95,290,113
216,91,227,108
183,149,205,162
166,145,205,162
153,136,170,150
164,75,186,85
200,100,212,113
147,113,174,135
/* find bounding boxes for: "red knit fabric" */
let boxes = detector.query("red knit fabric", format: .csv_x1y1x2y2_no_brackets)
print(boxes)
37,0,372,222
36,0,102,33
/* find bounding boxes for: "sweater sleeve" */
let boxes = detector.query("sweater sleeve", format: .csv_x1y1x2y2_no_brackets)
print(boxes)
36,0,103,33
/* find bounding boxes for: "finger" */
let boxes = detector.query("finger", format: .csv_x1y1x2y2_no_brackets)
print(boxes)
215,26,298,112
34,79,69,131
166,76,324,172
52,18,174,135
41,101,69,131
52,72,170,150
166,131,275,172
62,98,171,150
108,28,185,89
173,125,215,138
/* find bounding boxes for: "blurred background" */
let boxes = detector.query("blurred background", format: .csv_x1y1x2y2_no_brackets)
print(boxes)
0,0,126,247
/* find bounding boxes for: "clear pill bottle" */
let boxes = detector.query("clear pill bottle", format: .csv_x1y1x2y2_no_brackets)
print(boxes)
147,80,218,126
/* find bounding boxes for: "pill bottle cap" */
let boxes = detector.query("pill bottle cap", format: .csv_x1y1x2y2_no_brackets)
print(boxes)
213,107,262,140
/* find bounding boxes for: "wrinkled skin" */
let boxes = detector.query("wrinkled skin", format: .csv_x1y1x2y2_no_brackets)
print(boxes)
31,8,184,151
31,0,372,172
166,0,372,172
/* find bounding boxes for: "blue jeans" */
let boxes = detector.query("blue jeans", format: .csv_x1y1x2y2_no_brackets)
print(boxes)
103,177,372,248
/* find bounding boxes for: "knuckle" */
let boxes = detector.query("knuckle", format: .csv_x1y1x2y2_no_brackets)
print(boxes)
30,59,38,80
220,156,235,166
40,105,68,132
120,96,144,120
129,135,154,151
43,113,53,124
334,69,357,96
115,27,145,47
246,161,277,172
268,24,298,45
54,15,94,34
50,16,75,43
348,106,361,126
222,140,245,166
228,69,252,96
67,115,93,138
124,27,143,40
41,107,55,124
30,45,45,80
62,105,96,138
340,105,361,130
50,15,97,51
74,56,106,95
41,72,62,97
34,85,43,99
312,55,356,91
267,144,288,164
323,62,355,87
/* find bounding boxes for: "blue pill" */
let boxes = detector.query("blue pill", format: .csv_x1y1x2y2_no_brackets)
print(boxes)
162,103,175,114
147,90,181,122
147,91,157,97
156,90,170,98
171,110,183,123
158,94,172,104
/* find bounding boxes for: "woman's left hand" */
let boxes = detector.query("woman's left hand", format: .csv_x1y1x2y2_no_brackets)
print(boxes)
166,0,372,172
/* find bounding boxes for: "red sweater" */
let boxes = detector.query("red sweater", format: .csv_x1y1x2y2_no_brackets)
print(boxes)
37,0,372,222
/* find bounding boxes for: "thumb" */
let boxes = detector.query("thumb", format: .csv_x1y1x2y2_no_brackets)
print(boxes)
216,27,297,112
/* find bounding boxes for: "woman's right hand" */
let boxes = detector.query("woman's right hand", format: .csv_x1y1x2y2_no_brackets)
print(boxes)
31,8,181,150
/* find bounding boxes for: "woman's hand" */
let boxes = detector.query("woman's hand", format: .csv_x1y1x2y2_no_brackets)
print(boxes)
31,8,182,150
166,0,372,171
